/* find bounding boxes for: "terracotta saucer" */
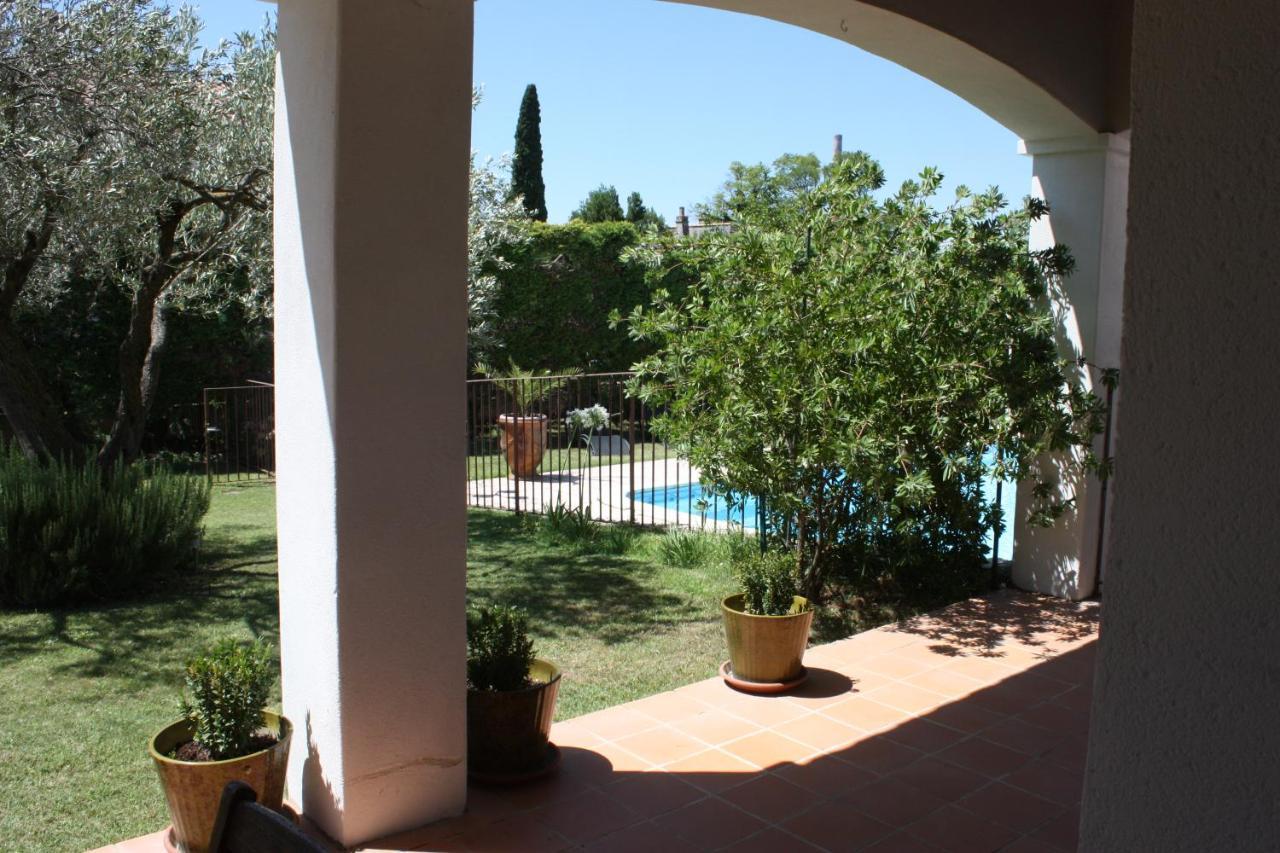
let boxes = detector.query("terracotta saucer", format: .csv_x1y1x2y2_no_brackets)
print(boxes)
719,660,809,695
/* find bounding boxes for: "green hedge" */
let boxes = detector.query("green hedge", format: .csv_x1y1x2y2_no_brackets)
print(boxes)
487,221,691,373
0,445,211,608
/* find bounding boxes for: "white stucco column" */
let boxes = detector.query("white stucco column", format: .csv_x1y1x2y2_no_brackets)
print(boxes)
273,0,472,845
1010,133,1129,600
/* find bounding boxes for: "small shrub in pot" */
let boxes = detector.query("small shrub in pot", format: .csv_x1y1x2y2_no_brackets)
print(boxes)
721,551,814,690
149,639,291,853
466,605,561,781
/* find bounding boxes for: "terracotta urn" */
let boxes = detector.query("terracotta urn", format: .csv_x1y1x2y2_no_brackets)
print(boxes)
497,414,548,478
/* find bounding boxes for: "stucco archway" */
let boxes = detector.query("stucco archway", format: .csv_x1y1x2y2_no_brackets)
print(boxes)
270,0,1131,844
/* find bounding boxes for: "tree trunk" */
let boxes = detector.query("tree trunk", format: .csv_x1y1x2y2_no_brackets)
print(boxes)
99,283,164,466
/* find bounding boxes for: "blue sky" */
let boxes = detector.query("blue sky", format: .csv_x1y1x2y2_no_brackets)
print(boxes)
195,0,1029,224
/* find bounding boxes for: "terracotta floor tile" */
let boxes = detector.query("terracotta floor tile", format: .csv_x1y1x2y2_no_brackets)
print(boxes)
839,776,948,828
582,819,701,853
966,680,1056,716
860,653,939,680
720,772,816,824
945,656,1023,684
673,708,762,748
770,753,879,797
112,832,168,853
575,706,664,741
774,711,865,751
723,729,819,769
1003,759,1084,806
861,831,947,852
905,804,1019,853
936,736,1030,777
1050,685,1093,713
926,700,1007,734
1029,807,1081,851
530,788,642,845
903,668,984,700
1041,734,1089,774
891,757,989,802
781,665,861,708
613,726,708,767
977,717,1066,757
714,692,815,727
623,691,714,725
1018,701,1090,737
449,813,571,852
602,773,705,820
650,795,767,849
781,800,895,852
882,717,969,755
839,735,927,774
491,760,600,811
719,826,825,852
663,747,760,792
999,836,1068,853
823,696,913,732
583,740,658,775
550,720,606,750
866,683,951,715
958,781,1065,834
557,743,628,788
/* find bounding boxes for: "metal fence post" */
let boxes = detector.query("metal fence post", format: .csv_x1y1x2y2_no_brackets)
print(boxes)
628,395,636,525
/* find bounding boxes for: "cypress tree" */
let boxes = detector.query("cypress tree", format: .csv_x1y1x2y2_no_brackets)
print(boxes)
511,84,548,222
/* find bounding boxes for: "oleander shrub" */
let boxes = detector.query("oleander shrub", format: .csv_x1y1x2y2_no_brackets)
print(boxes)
0,444,210,608
467,605,536,692
181,638,274,760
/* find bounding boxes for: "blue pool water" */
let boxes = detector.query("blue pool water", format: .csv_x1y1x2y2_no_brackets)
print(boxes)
631,471,1016,559
630,482,759,530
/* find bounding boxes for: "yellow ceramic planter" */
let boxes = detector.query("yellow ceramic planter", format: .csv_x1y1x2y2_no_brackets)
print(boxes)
722,594,813,685
149,712,292,853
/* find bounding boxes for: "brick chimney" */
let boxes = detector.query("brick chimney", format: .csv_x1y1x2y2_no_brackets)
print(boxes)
833,133,844,163
676,206,690,237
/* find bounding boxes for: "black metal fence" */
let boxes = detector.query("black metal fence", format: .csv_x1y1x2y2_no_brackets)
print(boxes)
466,371,758,531
203,383,275,482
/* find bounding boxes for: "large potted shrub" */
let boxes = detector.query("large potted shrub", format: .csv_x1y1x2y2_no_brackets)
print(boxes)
478,362,575,479
466,605,561,783
721,551,814,693
149,639,291,853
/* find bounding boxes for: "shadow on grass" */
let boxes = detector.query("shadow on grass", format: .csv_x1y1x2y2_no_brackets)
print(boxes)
0,520,281,688
467,511,701,646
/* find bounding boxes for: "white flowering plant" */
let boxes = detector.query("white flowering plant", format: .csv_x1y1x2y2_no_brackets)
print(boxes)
566,404,610,436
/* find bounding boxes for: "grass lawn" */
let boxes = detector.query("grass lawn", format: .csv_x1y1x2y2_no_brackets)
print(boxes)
466,441,673,480
0,482,736,851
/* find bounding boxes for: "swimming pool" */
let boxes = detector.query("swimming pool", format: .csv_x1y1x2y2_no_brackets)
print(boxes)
631,473,1015,559
629,482,759,530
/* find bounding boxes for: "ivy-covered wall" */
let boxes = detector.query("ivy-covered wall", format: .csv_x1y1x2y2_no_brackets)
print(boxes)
487,221,688,373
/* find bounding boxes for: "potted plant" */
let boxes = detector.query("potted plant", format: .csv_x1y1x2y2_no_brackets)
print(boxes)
149,639,291,853
720,551,814,694
477,362,576,479
466,605,562,783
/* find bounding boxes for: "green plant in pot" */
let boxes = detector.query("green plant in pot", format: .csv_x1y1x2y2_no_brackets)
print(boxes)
721,551,814,693
149,639,291,853
466,605,562,782
477,362,577,479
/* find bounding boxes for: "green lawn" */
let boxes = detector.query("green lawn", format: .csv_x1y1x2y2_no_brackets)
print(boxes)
466,441,673,480
0,482,736,851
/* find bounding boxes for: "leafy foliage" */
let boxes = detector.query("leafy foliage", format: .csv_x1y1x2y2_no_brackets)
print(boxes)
467,605,536,692
0,1,275,462
0,444,210,608
697,153,824,227
624,153,1109,600
469,91,532,364
657,529,717,570
180,638,273,760
572,185,625,223
511,84,548,222
734,551,805,616
486,221,692,371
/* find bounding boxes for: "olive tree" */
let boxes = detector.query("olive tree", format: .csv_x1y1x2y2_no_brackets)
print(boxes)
622,153,1108,600
0,1,273,463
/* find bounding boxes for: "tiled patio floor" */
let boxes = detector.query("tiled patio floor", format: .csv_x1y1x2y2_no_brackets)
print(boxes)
97,591,1095,853
364,590,1098,852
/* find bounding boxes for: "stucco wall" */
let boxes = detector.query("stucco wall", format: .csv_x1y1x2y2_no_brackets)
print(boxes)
1080,1,1280,848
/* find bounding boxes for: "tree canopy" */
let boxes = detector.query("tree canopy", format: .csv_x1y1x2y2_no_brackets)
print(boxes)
623,153,1108,599
572,185,625,223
